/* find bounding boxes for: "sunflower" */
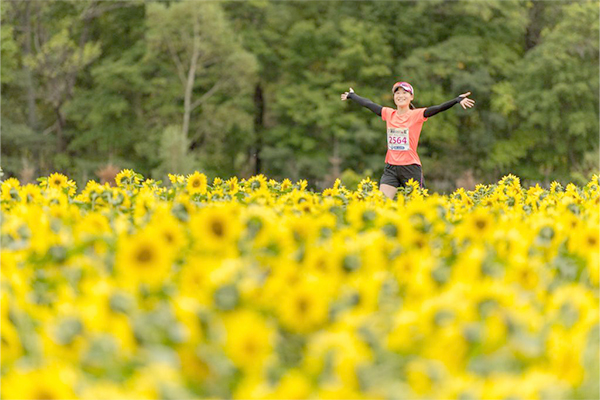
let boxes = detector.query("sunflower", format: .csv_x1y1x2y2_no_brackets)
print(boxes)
280,178,293,191
277,278,331,334
156,215,187,252
80,180,104,202
186,171,208,195
547,285,598,331
304,327,372,389
190,205,240,251
322,187,338,197
225,176,239,195
1,177,20,202
303,245,343,279
1,292,22,364
296,179,308,191
176,346,210,383
47,172,68,190
405,359,445,396
168,173,185,185
74,212,112,240
358,177,378,194
115,169,141,188
568,222,600,260
115,227,173,288
142,178,159,189
581,225,599,253
270,369,312,399
546,327,586,385
247,174,268,191
466,209,493,237
1,364,77,400
222,309,274,371
178,257,217,304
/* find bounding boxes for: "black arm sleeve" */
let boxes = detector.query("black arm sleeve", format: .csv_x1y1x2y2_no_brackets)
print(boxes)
347,92,383,117
423,97,462,118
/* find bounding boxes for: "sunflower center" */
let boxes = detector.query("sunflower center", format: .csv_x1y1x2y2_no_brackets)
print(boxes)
316,258,327,271
243,338,257,355
475,219,487,230
136,247,154,263
211,220,224,237
53,179,62,186
587,236,598,246
296,297,310,314
34,389,57,400
192,179,201,188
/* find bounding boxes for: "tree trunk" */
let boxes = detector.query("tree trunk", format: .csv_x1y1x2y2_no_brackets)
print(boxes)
329,135,341,183
23,2,38,131
55,107,66,153
182,18,201,140
252,83,264,174
525,2,545,51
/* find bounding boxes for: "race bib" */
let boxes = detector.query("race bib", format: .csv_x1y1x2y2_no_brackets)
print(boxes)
387,128,409,151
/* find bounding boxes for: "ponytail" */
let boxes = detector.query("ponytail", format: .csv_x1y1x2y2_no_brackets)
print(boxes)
409,102,416,110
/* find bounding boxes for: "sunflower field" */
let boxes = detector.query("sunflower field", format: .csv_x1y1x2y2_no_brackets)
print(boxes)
1,170,599,399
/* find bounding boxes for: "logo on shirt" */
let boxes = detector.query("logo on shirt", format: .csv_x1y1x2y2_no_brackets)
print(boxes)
387,128,409,151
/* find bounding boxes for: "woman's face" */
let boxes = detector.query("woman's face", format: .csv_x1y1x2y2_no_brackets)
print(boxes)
394,88,414,108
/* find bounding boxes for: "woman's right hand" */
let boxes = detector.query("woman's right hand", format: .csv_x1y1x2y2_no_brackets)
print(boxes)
341,87,354,101
458,91,475,109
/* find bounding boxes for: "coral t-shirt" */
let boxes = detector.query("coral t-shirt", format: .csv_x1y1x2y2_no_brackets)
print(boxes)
381,107,428,166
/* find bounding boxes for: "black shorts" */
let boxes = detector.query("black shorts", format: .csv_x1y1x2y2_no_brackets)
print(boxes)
380,163,424,188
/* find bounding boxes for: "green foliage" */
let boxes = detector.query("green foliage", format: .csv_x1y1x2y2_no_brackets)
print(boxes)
154,125,197,179
0,3,19,85
340,168,373,191
510,0,599,182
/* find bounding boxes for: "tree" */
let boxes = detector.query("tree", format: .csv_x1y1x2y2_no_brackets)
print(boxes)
1,1,140,178
145,1,258,178
64,3,150,179
507,0,599,184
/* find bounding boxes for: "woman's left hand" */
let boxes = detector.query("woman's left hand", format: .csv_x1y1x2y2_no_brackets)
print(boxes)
458,92,475,109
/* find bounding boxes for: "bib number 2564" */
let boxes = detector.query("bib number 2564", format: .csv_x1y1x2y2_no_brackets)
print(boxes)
387,128,409,151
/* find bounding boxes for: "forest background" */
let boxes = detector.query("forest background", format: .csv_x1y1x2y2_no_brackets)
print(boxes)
2,0,598,192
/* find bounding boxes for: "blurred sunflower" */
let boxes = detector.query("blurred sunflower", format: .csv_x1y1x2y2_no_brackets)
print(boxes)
247,174,268,192
1,364,77,400
280,178,293,191
222,309,275,371
115,227,173,288
168,173,185,185
115,169,141,188
187,171,208,195
225,176,239,195
277,277,331,334
1,177,20,202
190,205,240,251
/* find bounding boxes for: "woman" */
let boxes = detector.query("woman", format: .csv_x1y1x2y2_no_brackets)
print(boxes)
341,82,475,199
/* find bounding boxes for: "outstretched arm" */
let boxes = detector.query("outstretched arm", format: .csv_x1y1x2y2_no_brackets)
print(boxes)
341,88,383,117
424,92,475,118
